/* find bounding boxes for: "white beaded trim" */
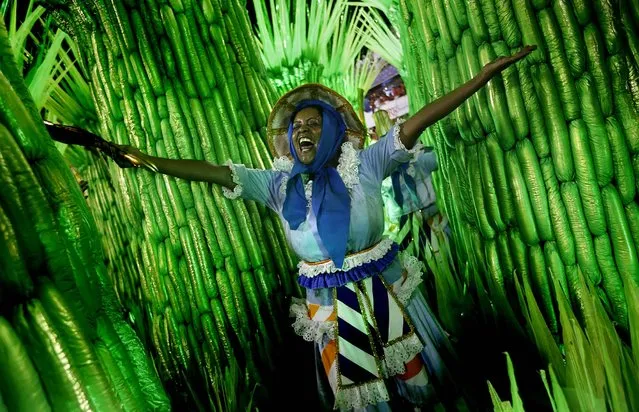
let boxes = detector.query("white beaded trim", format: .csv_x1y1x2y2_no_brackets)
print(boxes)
221,161,243,199
298,238,395,278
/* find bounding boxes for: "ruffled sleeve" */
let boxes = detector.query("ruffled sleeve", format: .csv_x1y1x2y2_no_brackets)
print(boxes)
222,162,284,211
360,121,425,182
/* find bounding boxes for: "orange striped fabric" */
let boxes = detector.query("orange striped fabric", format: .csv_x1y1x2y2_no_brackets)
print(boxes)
307,303,336,321
321,340,338,376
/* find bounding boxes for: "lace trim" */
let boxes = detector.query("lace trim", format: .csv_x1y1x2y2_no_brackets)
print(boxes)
336,141,361,190
396,253,424,305
298,238,395,278
272,156,293,172
392,120,424,155
275,142,361,201
382,333,424,377
222,161,243,199
305,180,313,210
289,298,336,343
334,379,390,410
279,174,290,199
273,157,292,199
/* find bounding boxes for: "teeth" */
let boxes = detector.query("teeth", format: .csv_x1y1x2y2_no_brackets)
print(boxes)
300,137,313,145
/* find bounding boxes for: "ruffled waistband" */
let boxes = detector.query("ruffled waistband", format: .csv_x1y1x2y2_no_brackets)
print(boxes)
297,242,399,289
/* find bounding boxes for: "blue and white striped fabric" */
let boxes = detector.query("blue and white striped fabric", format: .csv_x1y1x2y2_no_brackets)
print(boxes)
335,275,417,398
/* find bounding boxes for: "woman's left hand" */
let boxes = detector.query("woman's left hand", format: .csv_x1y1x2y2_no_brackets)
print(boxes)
400,45,536,149
481,45,537,79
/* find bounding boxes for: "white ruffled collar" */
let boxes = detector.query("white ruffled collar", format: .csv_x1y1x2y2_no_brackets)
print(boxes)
273,142,361,201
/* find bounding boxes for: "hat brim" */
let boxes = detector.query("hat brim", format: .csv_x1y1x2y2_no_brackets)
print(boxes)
266,83,367,158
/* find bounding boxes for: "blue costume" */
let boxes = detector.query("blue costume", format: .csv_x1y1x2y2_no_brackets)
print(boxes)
223,102,453,410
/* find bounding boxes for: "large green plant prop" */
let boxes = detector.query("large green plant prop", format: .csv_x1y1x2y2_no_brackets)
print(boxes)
391,0,639,334
253,0,388,114
488,260,639,411
352,2,403,71
1,0,98,131
0,17,169,411
42,0,299,404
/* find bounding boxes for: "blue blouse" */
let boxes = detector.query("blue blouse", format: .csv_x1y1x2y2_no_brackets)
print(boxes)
224,124,438,265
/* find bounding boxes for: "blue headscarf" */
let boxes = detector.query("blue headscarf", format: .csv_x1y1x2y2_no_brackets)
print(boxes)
282,100,350,268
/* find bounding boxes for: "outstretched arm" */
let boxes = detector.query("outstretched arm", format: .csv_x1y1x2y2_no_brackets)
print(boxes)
120,147,283,208
399,45,537,149
44,122,236,188
121,147,235,188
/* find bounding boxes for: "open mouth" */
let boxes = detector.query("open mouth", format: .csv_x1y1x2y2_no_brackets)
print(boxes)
299,137,315,152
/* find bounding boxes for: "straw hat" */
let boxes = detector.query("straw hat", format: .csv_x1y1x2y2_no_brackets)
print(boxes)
266,83,367,158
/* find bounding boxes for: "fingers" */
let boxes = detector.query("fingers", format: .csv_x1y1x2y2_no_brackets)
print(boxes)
517,45,537,58
506,45,537,64
117,144,135,151
483,44,538,78
113,145,158,171
117,144,143,157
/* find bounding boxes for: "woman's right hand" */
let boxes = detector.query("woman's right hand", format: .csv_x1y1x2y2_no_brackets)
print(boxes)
109,147,233,186
113,144,159,172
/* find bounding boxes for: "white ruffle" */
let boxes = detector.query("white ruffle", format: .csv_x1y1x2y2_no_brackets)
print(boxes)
279,174,290,200
396,253,425,305
222,161,243,199
382,333,424,377
289,298,336,343
336,141,361,190
272,156,293,172
334,379,390,410
298,238,395,278
274,142,361,202
305,180,313,210
392,120,424,155
273,156,293,199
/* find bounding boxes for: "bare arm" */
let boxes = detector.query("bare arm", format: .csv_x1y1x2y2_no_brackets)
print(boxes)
121,147,235,188
148,156,235,187
400,45,537,149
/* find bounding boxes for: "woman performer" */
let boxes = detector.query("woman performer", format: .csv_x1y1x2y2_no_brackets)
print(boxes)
113,45,535,410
